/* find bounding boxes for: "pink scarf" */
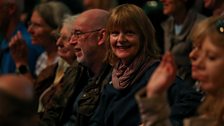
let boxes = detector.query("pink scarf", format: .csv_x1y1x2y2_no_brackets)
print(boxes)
112,55,158,90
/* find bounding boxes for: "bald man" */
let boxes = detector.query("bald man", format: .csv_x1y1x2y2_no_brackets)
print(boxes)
39,9,112,126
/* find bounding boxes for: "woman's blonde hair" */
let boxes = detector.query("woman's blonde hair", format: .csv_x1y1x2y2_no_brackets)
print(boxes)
195,16,224,126
105,4,160,65
191,16,224,47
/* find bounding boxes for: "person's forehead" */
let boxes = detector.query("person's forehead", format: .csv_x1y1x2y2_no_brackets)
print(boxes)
73,17,93,30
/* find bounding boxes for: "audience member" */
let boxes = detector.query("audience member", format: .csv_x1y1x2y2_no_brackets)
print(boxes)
203,0,224,16
160,0,205,82
35,15,77,114
39,9,112,126
143,0,168,53
0,0,43,76
136,16,224,126
0,74,34,126
9,1,71,77
90,4,202,126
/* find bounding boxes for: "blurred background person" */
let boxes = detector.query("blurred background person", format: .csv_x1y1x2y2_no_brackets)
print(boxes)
29,1,71,76
10,2,75,116
0,0,43,76
36,15,77,115
136,16,224,126
9,1,71,77
0,74,34,126
203,0,224,16
160,0,205,83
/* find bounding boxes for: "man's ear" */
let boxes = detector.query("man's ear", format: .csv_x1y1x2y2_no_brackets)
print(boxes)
97,28,106,46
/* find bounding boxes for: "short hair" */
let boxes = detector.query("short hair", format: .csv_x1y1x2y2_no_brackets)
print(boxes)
33,1,71,29
62,15,79,34
106,4,160,65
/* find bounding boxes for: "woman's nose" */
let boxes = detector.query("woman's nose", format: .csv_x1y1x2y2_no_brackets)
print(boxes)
195,51,205,70
189,48,198,62
117,33,126,42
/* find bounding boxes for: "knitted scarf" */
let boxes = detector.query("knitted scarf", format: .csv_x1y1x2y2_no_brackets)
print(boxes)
112,55,158,90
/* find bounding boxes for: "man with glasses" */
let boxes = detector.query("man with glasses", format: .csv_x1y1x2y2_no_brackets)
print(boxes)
0,0,43,76
39,9,111,126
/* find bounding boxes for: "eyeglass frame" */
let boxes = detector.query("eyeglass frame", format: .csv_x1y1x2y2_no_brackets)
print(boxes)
71,28,102,39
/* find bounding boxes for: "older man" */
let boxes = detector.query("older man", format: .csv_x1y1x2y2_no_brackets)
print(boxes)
39,9,111,126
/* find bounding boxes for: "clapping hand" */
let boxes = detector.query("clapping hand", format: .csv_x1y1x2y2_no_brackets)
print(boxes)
146,52,177,97
9,31,28,67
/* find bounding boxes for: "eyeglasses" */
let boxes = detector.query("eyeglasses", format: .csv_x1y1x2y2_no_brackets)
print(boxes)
71,28,102,39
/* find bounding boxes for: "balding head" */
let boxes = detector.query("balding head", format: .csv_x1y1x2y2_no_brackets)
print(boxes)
75,9,109,30
0,74,33,100
69,9,109,71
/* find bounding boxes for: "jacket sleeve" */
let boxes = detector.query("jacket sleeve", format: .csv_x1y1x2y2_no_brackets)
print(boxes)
135,87,172,126
167,78,203,126
38,88,66,126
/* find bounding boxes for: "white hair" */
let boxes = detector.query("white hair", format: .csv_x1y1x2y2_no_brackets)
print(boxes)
62,14,79,33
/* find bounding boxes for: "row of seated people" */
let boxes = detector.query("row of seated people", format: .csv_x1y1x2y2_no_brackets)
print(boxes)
0,0,224,126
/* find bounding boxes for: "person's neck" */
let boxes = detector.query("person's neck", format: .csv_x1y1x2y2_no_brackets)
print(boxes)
65,57,76,66
173,8,188,25
90,61,104,77
89,52,106,76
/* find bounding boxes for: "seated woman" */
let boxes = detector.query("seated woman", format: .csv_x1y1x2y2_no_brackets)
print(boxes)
136,16,224,126
9,11,77,115
90,4,202,126
9,1,71,77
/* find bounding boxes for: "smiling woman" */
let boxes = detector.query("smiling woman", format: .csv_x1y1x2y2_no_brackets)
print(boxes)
89,4,202,126
106,4,160,89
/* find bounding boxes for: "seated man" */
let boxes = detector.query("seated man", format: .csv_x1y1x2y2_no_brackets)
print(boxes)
39,9,112,126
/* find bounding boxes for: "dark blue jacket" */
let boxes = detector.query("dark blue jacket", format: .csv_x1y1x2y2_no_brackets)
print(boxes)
90,62,202,126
